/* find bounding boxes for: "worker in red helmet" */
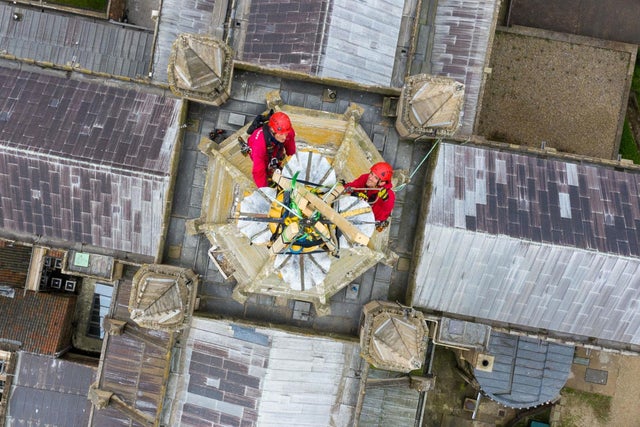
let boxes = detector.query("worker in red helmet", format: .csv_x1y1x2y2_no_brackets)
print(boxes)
343,162,396,231
247,111,297,187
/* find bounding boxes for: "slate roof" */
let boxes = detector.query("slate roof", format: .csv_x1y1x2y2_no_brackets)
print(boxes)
7,352,96,427
474,331,573,408
90,270,173,427
411,142,640,349
0,4,154,78
243,0,329,75
169,317,362,427
0,291,76,355
153,0,218,84
155,0,405,87
429,0,500,135
313,0,404,86
0,64,182,258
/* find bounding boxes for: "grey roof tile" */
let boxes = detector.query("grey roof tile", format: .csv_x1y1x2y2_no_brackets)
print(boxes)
155,0,439,87
0,4,153,78
474,332,573,409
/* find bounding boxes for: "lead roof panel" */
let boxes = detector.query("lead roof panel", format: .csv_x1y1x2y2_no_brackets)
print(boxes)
153,0,217,84
155,0,439,87
359,369,421,425
474,331,573,408
0,66,179,172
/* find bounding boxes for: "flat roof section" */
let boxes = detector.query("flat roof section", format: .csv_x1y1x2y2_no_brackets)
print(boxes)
507,0,640,45
477,26,636,160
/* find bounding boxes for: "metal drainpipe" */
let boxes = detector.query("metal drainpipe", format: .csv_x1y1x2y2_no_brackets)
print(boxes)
147,0,164,78
223,0,238,45
471,391,482,419
53,344,73,358
415,320,438,427
405,0,423,78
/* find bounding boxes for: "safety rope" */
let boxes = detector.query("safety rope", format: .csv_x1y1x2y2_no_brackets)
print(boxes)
394,138,441,192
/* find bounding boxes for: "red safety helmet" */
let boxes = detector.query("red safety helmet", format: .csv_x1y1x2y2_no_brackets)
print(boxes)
370,162,393,182
268,112,292,134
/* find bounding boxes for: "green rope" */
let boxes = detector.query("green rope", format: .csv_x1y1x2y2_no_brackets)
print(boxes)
395,138,441,192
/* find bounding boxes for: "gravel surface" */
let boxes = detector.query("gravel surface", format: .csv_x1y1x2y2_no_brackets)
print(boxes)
477,26,635,160
555,352,640,427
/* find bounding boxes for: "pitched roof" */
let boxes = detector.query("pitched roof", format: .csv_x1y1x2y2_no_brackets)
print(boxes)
0,291,75,355
0,4,154,78
8,352,96,427
153,0,218,84
311,0,404,86
430,0,500,134
90,272,173,427
0,65,182,257
411,142,640,349
168,317,361,426
155,0,405,87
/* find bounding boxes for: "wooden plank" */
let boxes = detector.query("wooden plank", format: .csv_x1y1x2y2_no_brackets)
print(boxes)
272,170,369,246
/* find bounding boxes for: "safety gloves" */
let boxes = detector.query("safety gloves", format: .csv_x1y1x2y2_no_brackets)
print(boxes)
375,220,389,232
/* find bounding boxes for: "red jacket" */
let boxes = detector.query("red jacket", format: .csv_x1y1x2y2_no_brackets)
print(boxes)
248,126,296,187
345,173,395,222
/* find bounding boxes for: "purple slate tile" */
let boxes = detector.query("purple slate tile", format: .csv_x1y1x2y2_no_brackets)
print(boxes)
226,371,260,389
220,414,241,427
194,342,230,358
181,412,214,427
188,382,224,401
190,359,215,375
208,365,226,378
223,359,249,375
219,379,246,396
182,403,221,423
223,392,256,410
